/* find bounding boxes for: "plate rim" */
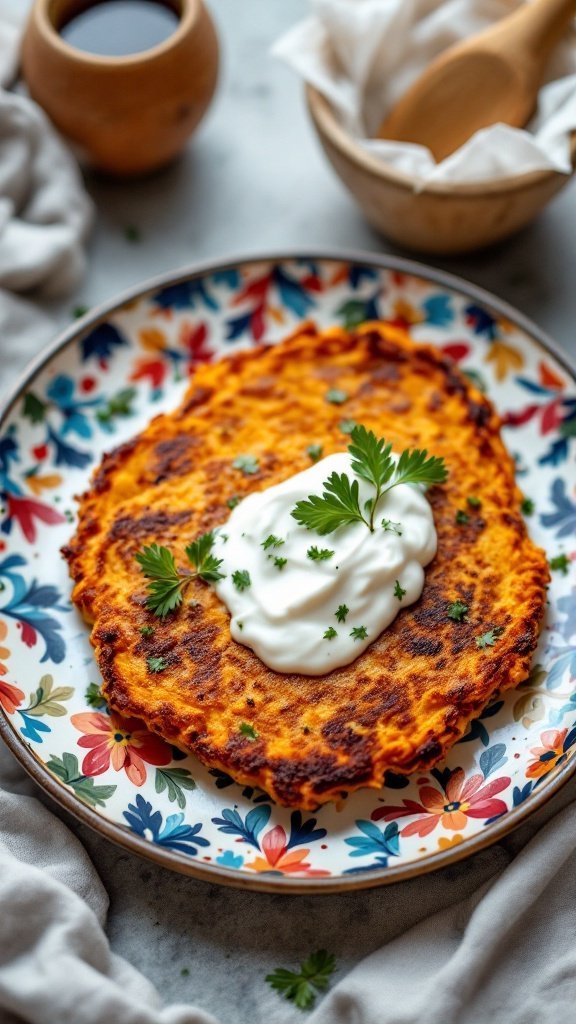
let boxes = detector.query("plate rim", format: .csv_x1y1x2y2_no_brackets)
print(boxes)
1,246,575,894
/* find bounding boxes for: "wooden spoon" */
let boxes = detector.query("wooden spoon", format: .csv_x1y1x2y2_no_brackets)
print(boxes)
378,0,576,161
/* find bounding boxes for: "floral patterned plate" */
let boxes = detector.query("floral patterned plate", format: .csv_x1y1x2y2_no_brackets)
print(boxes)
1,251,575,893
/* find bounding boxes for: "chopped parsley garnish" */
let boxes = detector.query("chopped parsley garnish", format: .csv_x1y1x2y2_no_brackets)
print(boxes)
476,627,503,649
335,604,349,623
239,721,258,741
394,580,406,601
350,625,368,641
340,419,357,434
266,950,336,1011
147,656,167,673
85,683,106,709
185,534,226,582
455,509,470,525
550,554,570,575
467,496,481,509
139,626,155,637
135,534,225,617
307,443,323,462
382,518,403,535
323,626,338,640
274,556,287,570
233,454,259,475
325,388,349,405
447,601,469,621
291,425,447,535
227,495,241,510
521,497,535,516
307,546,335,561
232,569,251,591
262,534,285,550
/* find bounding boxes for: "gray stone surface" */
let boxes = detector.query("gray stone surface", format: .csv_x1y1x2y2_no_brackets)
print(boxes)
4,1,576,1020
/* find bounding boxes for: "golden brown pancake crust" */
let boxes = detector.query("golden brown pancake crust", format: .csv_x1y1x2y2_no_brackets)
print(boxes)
63,322,549,809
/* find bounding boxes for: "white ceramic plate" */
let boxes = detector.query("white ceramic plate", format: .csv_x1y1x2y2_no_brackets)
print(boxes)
1,251,575,892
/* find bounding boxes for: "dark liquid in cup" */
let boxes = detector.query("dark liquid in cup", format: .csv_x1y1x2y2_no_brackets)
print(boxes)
60,0,180,57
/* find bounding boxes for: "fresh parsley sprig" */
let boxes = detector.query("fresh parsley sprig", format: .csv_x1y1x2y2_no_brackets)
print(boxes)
291,425,447,535
307,546,335,561
135,532,225,617
292,471,368,535
266,950,336,1010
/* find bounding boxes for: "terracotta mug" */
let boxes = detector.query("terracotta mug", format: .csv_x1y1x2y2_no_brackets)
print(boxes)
21,0,219,176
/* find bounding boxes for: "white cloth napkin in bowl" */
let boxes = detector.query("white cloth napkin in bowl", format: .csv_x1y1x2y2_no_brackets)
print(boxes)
273,0,576,188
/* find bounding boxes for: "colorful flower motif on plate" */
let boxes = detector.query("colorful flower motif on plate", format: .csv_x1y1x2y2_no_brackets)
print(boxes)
0,257,575,888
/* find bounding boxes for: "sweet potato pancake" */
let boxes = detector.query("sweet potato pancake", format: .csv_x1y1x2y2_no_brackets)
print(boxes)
64,322,549,809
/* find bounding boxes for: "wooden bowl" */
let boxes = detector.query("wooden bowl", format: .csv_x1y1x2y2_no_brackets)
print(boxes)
306,85,576,255
21,0,219,177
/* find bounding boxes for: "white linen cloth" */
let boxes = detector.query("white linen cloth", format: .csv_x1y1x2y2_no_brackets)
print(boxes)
273,0,576,187
0,0,92,389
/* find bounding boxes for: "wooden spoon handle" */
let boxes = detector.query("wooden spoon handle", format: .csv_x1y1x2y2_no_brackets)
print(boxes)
505,0,575,60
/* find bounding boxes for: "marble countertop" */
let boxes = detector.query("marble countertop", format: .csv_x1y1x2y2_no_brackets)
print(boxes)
5,1,576,1021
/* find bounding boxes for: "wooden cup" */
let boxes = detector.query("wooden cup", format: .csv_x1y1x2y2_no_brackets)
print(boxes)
21,0,219,176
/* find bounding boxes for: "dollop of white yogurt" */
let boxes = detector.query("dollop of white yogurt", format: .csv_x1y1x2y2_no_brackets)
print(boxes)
214,453,437,675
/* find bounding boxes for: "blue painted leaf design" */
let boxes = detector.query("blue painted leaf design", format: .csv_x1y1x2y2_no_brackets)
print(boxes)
123,794,163,836
422,294,454,326
539,439,570,468
479,743,507,779
285,811,327,850
123,796,209,856
216,850,244,868
545,651,576,690
0,430,21,494
152,280,219,312
47,427,92,470
19,713,51,743
212,804,271,848
0,557,68,664
156,814,210,854
273,266,316,318
345,820,400,860
348,265,378,289
540,479,576,536
514,377,556,396
245,805,272,842
556,593,576,641
212,269,241,289
225,312,253,341
465,304,498,340
81,322,128,362
513,782,534,806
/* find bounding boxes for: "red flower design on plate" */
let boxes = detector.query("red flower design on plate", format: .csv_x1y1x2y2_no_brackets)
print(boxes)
7,494,66,543
247,825,330,877
526,728,570,779
373,767,510,837
71,710,172,786
0,620,24,714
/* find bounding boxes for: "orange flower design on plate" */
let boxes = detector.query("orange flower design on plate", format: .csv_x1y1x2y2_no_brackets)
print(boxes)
0,619,24,714
373,767,510,838
526,728,570,779
247,824,330,878
71,710,172,786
